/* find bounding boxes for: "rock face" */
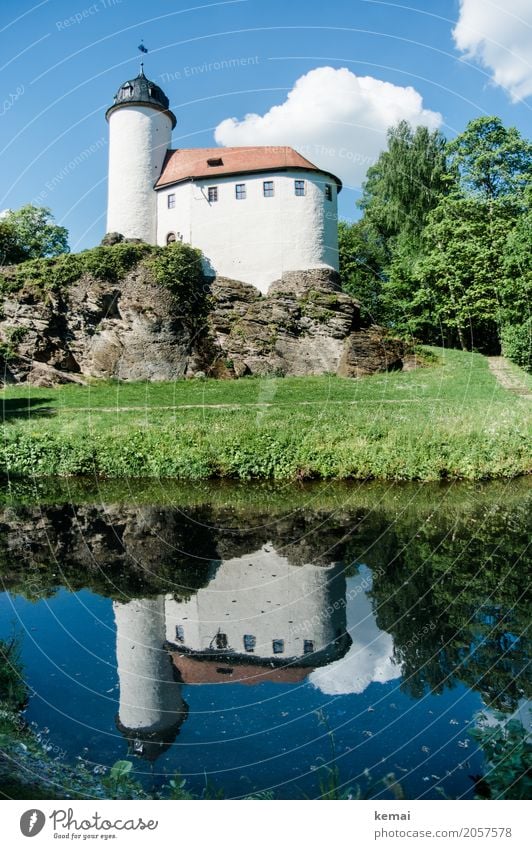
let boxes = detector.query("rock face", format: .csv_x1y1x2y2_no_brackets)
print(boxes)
209,269,403,378
0,264,194,385
0,266,404,384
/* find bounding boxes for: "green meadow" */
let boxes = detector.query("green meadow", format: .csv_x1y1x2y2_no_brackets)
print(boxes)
1,347,530,481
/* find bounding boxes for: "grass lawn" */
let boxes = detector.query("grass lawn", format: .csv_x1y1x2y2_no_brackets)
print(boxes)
0,347,530,481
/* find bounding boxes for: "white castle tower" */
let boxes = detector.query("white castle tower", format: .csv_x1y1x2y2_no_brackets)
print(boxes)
114,596,187,761
105,64,176,243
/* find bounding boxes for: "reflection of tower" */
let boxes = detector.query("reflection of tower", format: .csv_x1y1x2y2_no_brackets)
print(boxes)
114,597,187,761
164,544,351,683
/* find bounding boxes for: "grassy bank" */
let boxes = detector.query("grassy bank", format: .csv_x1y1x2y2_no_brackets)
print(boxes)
0,348,530,481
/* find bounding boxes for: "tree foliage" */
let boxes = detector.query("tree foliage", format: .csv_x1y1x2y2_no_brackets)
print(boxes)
338,116,531,361
0,205,69,264
447,116,532,200
337,220,385,322
359,120,449,251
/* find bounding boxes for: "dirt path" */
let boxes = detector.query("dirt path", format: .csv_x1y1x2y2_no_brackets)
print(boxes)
487,357,531,398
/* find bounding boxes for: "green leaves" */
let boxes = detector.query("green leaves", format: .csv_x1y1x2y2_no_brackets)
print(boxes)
340,116,531,355
0,205,69,264
447,117,532,201
148,242,209,323
109,760,133,781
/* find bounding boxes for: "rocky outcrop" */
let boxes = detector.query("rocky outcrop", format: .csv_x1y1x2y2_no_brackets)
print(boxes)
208,268,404,378
0,265,404,384
337,326,405,378
0,264,195,385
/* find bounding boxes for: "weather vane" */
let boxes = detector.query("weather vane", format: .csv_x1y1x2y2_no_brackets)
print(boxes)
138,40,148,54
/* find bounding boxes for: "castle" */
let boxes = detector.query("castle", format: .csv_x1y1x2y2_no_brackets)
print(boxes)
106,66,342,294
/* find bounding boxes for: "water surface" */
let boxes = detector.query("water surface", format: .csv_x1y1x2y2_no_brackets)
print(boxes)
0,479,529,799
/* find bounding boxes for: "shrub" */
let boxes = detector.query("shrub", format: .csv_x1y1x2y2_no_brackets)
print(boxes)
148,242,210,324
81,243,152,283
501,319,532,373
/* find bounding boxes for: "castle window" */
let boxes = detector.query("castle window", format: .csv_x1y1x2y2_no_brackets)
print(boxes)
272,639,285,654
167,193,175,209
263,180,274,197
175,625,184,642
294,179,306,196
207,157,223,167
166,232,176,245
208,186,218,203
235,183,246,200
243,634,256,652
303,640,314,654
325,184,333,201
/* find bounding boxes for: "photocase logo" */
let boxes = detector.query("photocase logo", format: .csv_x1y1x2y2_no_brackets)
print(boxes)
20,810,46,837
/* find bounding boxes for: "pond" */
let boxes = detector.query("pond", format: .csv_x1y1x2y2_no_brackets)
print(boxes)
0,478,530,799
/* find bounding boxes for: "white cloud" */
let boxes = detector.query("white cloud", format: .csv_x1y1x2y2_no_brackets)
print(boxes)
309,569,401,696
453,0,532,101
214,66,442,189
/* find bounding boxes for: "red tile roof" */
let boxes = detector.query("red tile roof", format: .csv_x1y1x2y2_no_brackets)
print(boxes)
171,652,311,685
155,146,342,190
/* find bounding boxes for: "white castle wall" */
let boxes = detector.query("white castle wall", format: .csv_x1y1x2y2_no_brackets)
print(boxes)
107,105,172,243
164,544,346,659
114,596,184,733
156,169,339,293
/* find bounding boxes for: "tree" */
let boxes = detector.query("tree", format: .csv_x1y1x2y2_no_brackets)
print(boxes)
402,118,531,351
499,186,532,370
447,117,532,201
0,217,25,265
337,220,386,323
344,121,450,327
359,120,450,253
413,195,518,352
0,205,69,264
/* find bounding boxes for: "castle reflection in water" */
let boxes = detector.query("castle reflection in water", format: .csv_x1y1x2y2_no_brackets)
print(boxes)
113,544,400,760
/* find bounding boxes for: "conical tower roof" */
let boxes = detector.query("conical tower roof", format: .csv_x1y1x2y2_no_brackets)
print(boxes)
106,64,176,127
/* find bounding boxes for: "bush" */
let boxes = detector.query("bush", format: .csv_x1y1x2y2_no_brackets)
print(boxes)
0,242,207,312
81,243,152,283
501,319,532,373
148,242,209,323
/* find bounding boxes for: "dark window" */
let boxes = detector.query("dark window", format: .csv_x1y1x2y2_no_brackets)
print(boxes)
272,639,284,654
294,179,305,196
303,640,314,654
263,180,274,197
207,157,223,167
166,232,176,245
167,193,176,209
325,184,332,201
208,186,218,203
235,183,246,200
215,631,228,649
175,625,184,642
243,635,256,652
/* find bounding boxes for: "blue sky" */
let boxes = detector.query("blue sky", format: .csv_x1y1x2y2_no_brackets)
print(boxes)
1,0,531,250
